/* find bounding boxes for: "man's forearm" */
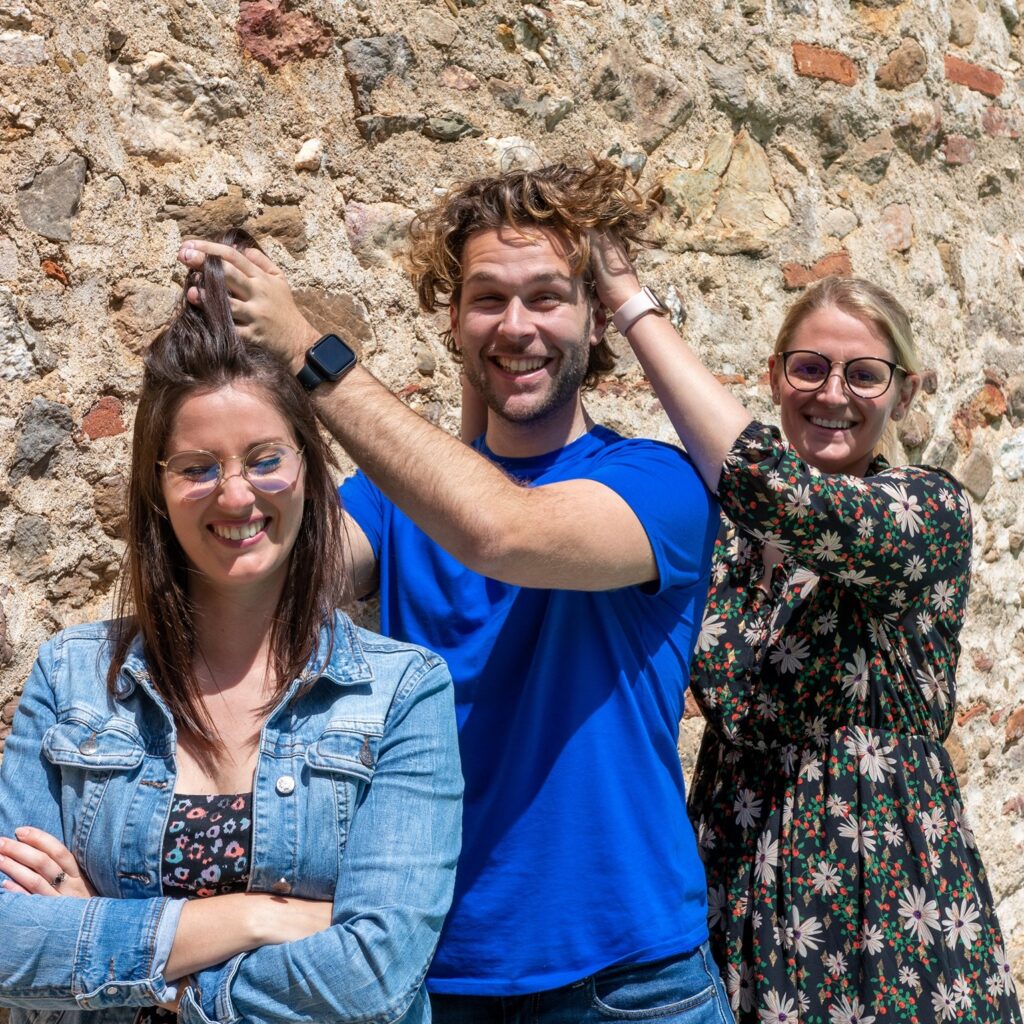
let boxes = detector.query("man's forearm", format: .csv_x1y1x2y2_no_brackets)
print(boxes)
317,366,527,575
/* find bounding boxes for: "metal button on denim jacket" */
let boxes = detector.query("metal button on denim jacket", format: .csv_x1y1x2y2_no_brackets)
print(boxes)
0,613,463,1024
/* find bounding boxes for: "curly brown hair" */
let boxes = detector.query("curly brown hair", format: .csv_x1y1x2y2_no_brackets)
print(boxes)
408,158,661,389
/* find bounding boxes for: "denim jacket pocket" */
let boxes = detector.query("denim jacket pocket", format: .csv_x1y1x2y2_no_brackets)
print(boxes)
297,725,382,884
304,725,382,783
43,718,145,771
41,717,146,890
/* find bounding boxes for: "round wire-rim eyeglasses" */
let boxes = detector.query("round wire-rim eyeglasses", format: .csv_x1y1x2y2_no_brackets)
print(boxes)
780,349,909,399
157,442,304,501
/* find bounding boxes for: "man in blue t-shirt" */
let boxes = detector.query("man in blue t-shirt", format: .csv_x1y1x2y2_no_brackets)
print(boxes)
180,161,731,1023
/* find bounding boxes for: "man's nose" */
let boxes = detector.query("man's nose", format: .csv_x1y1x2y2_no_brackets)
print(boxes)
498,297,531,338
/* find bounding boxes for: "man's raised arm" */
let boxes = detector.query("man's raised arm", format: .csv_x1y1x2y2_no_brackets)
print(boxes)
178,240,658,592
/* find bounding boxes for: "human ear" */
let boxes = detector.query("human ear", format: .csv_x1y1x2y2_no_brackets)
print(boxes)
588,300,608,348
892,372,921,423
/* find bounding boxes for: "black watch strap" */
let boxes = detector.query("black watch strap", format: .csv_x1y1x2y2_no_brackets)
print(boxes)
297,361,325,391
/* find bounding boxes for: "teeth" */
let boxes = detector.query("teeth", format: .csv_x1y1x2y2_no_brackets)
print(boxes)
494,356,547,372
212,518,266,541
810,417,854,430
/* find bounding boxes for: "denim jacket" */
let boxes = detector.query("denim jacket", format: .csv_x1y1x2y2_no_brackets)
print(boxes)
0,613,462,1024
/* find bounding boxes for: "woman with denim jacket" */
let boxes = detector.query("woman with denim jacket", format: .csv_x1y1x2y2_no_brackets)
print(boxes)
0,234,463,1024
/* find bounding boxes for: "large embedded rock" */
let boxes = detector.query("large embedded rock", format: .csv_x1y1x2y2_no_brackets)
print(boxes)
0,4,33,29
93,474,128,539
108,52,249,164
422,113,482,142
344,200,415,269
293,289,372,353
892,98,942,163
110,278,179,354
592,51,694,153
237,0,333,71
9,398,74,484
245,206,308,254
658,131,791,255
0,288,48,381
16,155,87,241
958,448,994,501
875,38,927,90
489,79,574,132
342,34,416,116
158,187,249,240
10,514,54,579
949,0,978,45
0,29,44,64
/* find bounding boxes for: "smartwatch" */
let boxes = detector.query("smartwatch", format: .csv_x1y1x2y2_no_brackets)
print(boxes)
611,286,668,335
297,333,358,391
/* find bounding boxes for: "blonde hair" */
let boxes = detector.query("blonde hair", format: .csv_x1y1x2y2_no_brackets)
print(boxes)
774,277,920,463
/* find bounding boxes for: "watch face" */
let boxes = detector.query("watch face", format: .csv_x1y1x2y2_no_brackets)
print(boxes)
308,334,356,379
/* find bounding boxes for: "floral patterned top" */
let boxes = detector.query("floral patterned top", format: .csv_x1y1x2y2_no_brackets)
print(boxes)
137,794,252,1024
688,422,1021,1024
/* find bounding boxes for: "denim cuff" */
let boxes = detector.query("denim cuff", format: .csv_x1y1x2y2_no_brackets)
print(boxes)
178,955,245,1024
73,897,187,1008
149,897,187,1002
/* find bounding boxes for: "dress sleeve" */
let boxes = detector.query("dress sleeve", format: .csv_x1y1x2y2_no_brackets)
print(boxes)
688,518,780,749
717,421,973,614
178,660,463,1024
0,642,184,1011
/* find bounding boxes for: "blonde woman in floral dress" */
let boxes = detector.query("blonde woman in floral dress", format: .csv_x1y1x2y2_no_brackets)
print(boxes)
590,234,1021,1024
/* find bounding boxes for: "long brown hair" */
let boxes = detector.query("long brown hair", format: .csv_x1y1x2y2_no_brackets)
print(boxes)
107,231,347,766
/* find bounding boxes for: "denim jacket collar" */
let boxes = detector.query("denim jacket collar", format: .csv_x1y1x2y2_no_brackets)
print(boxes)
114,612,374,700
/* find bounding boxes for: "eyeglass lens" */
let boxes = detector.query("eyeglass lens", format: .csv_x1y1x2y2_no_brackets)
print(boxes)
784,352,893,397
163,443,301,499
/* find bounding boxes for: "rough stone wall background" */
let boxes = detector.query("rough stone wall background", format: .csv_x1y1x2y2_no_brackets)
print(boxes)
0,0,1022,991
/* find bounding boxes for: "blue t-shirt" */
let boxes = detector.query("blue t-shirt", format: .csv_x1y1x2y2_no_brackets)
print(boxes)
340,426,718,995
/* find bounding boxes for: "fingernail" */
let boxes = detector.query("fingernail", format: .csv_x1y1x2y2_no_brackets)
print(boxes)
180,246,194,261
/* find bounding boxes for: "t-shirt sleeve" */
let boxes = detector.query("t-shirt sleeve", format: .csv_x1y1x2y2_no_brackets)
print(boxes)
339,470,385,562
590,439,719,594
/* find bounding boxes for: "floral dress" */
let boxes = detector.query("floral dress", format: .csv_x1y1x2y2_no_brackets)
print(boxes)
688,422,1021,1024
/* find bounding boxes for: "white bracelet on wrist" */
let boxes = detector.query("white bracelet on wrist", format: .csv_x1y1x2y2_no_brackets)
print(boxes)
611,286,669,334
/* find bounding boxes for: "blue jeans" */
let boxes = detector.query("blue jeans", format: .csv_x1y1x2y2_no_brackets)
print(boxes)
429,943,734,1023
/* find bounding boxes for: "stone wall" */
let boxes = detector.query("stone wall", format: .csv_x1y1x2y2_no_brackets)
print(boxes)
1,0,1023,992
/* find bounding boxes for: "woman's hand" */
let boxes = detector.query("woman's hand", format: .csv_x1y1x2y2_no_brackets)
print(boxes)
0,827,96,897
588,230,642,314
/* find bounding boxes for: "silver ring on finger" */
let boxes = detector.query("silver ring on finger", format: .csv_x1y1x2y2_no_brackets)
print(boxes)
52,871,66,888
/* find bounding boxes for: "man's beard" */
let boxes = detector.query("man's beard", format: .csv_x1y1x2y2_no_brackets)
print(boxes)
463,337,591,426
